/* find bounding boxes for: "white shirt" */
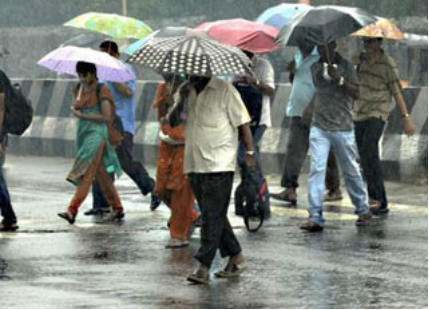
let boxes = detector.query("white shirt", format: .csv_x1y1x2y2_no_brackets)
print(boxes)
183,78,251,173
251,56,274,127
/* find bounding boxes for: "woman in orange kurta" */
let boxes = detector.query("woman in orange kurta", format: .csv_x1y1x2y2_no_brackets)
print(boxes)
153,77,200,248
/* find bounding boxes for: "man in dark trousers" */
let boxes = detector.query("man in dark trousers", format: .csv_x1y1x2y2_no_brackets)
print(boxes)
0,70,18,231
175,76,255,284
87,40,160,216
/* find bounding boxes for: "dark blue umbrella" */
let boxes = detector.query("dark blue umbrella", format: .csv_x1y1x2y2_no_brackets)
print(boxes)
275,5,377,46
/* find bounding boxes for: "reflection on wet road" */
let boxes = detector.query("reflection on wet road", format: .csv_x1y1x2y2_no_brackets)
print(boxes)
0,155,427,308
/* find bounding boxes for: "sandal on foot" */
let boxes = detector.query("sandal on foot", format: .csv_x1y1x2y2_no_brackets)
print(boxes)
165,239,189,248
107,209,125,222
186,269,209,284
215,262,246,278
57,212,75,225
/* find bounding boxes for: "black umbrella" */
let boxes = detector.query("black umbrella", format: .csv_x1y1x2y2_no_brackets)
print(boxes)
126,35,252,77
275,5,377,46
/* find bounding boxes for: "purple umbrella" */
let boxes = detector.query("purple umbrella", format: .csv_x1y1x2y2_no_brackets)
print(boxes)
37,45,135,82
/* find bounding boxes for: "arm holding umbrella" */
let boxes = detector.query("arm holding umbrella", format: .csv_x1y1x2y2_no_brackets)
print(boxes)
326,64,359,100
317,42,359,100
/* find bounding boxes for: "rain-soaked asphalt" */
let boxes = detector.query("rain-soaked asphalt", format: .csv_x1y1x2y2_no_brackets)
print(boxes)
0,155,427,308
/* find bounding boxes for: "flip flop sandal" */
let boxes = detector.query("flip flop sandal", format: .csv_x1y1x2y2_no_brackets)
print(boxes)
165,239,189,248
57,212,75,224
186,272,209,285
215,262,246,278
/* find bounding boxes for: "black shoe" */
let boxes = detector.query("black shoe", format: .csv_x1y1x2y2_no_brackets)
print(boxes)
300,221,323,232
369,203,389,215
356,212,373,226
84,207,110,216
0,220,19,232
150,194,161,211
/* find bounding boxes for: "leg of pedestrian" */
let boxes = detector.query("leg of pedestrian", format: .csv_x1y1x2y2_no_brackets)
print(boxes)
187,172,242,284
94,165,124,221
116,132,161,210
355,118,388,214
272,117,310,205
60,144,105,224
0,164,18,231
86,176,113,216
329,130,372,226
324,150,343,201
301,126,331,232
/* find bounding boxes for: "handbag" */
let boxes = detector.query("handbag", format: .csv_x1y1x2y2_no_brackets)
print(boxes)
95,83,124,147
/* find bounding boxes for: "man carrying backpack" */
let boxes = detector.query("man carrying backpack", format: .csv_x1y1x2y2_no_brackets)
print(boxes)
0,70,18,231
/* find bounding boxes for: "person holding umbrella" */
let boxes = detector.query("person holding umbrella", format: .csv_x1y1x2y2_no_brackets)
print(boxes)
270,39,343,206
87,40,160,217
152,73,200,248
300,40,372,232
126,34,255,283
353,36,415,215
58,61,124,224
176,75,255,284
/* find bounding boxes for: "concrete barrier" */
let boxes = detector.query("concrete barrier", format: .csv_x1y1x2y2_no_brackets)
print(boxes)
7,79,428,181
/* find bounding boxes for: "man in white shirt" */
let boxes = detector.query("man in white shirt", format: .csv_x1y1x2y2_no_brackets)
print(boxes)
177,76,255,284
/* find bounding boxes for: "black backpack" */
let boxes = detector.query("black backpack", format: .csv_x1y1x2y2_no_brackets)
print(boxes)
234,82,263,128
234,165,270,232
0,70,33,136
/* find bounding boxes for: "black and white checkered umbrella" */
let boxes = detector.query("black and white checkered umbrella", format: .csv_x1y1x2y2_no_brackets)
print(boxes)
126,35,252,77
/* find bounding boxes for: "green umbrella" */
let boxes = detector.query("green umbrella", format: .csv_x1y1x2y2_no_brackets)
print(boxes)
64,12,153,39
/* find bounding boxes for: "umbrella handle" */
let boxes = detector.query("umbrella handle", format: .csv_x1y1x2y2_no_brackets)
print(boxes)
76,84,83,101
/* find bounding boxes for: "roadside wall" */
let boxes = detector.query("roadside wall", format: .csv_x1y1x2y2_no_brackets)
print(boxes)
7,79,428,182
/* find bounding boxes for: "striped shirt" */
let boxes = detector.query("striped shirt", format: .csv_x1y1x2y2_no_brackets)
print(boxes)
353,50,402,122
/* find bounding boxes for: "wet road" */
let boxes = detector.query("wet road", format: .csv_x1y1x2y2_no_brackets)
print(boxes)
0,155,427,308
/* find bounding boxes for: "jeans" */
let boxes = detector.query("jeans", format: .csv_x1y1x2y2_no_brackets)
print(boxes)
354,118,387,208
237,124,266,174
281,117,340,190
307,126,369,226
189,172,241,268
0,155,16,225
92,132,154,209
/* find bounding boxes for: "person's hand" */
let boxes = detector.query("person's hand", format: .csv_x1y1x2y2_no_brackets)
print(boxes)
403,117,415,136
244,153,256,170
245,75,258,86
327,64,341,81
71,107,83,118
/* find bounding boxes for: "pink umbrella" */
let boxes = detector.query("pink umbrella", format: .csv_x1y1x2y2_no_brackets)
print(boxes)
37,45,135,82
195,18,279,54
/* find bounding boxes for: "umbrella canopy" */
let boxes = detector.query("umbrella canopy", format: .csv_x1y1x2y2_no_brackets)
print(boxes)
276,5,377,46
127,35,252,77
123,27,207,55
256,3,312,29
64,12,153,39
195,18,279,54
351,16,405,40
37,45,135,82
